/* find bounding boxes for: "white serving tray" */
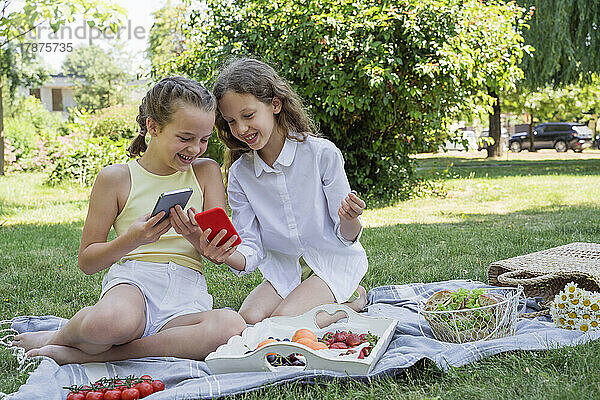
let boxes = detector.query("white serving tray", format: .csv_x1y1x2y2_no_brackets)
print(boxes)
205,303,397,375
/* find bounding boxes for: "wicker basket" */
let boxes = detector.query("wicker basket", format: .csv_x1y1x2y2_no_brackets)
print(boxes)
420,287,522,343
488,243,600,308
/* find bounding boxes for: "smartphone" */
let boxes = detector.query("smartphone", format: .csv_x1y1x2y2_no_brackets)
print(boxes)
194,207,242,247
151,188,193,224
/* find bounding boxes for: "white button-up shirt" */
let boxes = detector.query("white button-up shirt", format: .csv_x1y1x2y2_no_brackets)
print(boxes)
227,135,368,302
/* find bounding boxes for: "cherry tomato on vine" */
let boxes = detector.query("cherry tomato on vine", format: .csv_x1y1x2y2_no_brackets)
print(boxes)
121,388,140,400
104,390,122,400
151,380,165,392
85,391,104,400
134,382,154,398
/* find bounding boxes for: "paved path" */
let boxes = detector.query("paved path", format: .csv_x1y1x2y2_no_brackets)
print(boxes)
414,149,600,161
414,149,600,170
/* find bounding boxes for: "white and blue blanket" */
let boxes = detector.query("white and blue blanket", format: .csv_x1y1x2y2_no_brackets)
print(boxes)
3,280,599,399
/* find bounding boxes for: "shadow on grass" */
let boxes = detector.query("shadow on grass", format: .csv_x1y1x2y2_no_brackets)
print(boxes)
360,204,600,289
227,358,441,400
416,157,600,180
0,220,82,247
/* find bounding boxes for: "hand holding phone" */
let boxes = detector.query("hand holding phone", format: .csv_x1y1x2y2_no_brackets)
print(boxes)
151,188,193,225
194,207,241,247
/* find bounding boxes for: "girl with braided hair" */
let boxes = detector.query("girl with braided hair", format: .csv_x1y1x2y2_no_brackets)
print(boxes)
12,77,246,364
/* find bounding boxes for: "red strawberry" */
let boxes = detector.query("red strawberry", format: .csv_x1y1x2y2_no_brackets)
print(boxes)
334,331,348,343
345,333,361,347
358,348,365,359
330,342,348,349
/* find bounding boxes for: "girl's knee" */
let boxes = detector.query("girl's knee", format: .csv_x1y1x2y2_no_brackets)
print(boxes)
80,306,145,344
270,302,298,318
239,308,268,325
216,310,246,337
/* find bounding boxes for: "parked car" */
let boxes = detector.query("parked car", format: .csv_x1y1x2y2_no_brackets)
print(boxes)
508,122,593,152
443,130,478,151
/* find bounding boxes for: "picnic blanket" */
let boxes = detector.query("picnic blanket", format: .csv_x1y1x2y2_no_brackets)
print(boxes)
3,279,600,399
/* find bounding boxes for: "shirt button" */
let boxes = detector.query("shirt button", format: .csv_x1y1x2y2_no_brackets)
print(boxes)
169,264,177,271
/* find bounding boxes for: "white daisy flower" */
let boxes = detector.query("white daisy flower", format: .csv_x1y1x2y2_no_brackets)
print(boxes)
551,283,600,332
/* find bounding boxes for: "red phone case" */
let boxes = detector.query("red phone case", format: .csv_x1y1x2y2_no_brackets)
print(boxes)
194,207,242,247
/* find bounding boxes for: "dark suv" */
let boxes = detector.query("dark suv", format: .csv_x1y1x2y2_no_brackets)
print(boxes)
509,122,593,152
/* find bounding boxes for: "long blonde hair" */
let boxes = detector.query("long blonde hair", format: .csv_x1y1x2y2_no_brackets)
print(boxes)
212,58,317,173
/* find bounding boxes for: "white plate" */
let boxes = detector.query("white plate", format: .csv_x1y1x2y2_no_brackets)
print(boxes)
205,304,397,375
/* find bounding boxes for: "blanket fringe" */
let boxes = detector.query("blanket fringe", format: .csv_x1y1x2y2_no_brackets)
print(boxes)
0,319,42,380
0,320,15,398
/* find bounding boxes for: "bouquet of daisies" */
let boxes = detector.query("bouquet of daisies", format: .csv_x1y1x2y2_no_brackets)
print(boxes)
550,282,600,332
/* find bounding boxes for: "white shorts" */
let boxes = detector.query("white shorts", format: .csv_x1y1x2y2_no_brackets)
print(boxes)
100,260,213,337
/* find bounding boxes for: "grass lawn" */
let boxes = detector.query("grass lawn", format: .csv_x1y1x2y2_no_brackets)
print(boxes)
2,154,600,399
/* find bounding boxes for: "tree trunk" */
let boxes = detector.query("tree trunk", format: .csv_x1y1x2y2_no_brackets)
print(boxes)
0,71,4,176
528,117,536,152
593,116,598,149
486,89,502,158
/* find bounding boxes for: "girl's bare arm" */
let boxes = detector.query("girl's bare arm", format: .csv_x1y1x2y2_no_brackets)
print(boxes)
197,160,247,270
78,165,171,274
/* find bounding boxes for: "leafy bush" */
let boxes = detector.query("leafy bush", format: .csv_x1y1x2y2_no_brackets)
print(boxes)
86,104,139,139
46,135,129,186
4,96,63,170
204,135,224,165
4,136,55,173
162,0,529,203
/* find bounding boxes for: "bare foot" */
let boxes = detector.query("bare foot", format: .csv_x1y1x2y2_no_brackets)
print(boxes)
12,330,58,352
349,285,368,312
316,286,369,328
27,344,94,366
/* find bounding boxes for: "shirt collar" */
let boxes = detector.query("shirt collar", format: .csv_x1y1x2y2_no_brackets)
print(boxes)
253,138,298,177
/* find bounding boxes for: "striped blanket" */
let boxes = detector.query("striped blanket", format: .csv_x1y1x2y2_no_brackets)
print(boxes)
2,280,599,399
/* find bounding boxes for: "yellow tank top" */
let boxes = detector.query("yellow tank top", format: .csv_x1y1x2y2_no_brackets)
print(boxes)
113,160,204,272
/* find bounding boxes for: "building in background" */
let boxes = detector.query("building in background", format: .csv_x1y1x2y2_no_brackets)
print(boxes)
19,74,76,118
18,74,149,118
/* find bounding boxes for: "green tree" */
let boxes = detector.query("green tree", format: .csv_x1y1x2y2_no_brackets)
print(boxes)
0,0,125,175
163,0,529,200
438,1,532,158
1,41,49,99
519,0,600,88
62,44,131,111
515,0,600,150
147,0,186,75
